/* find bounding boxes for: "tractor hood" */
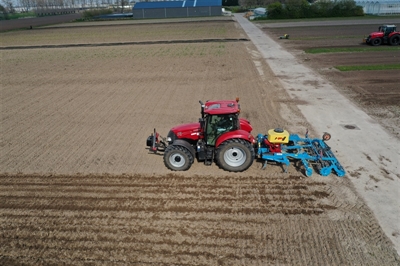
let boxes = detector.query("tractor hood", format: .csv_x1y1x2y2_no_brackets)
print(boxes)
369,31,384,38
169,122,202,141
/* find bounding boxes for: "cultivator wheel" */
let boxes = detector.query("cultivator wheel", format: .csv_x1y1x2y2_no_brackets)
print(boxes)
322,132,331,141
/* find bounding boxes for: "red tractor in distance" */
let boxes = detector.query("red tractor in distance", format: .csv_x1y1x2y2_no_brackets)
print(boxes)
363,24,400,46
146,98,256,172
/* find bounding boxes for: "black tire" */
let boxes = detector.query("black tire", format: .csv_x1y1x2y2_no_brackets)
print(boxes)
215,139,255,172
371,38,382,46
389,35,400,46
163,145,194,171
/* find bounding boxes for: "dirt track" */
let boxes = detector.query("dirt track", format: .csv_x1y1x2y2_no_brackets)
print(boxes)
1,18,400,264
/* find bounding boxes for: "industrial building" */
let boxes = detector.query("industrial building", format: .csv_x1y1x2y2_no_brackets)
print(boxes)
132,0,222,19
355,0,400,15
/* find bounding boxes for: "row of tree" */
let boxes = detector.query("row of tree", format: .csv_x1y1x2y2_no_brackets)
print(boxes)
1,0,130,13
266,0,364,19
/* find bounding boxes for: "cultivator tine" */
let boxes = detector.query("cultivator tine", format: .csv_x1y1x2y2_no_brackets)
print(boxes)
310,139,345,177
301,159,313,177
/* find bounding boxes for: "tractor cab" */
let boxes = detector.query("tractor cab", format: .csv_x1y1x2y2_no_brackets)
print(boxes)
379,25,396,36
200,100,241,146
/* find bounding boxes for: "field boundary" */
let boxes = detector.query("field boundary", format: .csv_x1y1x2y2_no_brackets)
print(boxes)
0,38,250,50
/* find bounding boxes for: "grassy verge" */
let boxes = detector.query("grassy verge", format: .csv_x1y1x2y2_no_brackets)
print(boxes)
5,12,36,19
294,36,363,40
335,64,400,71
255,15,400,24
305,46,400,53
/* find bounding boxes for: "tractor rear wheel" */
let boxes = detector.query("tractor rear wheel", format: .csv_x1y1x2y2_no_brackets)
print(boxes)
390,35,400,46
215,139,255,172
371,38,382,46
163,145,194,171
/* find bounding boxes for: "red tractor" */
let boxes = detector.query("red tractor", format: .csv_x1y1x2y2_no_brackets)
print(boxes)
146,98,256,172
363,24,400,46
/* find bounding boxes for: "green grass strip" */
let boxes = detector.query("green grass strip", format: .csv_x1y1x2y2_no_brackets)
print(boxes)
305,46,400,53
294,36,362,40
335,64,400,71
256,15,400,24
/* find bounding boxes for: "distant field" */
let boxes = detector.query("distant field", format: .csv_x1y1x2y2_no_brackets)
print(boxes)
0,20,241,46
261,22,400,139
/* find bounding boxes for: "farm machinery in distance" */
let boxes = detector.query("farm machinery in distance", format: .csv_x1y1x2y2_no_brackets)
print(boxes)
146,99,345,177
363,24,400,46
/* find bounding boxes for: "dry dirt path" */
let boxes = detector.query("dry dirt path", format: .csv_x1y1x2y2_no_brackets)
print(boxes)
234,14,400,254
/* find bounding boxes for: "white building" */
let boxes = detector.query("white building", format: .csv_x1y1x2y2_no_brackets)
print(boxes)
355,0,400,15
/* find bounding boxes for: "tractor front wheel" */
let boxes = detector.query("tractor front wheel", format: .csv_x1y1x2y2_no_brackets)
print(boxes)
390,35,400,46
163,145,194,171
216,139,255,172
371,38,382,46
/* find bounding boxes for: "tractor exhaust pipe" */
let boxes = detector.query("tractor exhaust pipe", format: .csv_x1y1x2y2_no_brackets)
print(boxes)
151,128,157,152
199,100,205,119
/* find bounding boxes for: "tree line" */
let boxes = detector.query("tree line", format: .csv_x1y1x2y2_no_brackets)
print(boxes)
266,0,364,19
226,0,363,19
1,0,129,13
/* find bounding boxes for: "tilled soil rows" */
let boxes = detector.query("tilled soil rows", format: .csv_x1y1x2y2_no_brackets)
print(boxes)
1,173,398,265
1,18,399,264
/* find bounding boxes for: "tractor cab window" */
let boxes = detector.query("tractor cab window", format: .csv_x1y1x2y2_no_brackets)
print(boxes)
205,114,238,146
381,26,393,36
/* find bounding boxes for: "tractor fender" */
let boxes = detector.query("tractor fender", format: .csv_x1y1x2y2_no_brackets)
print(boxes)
171,139,196,157
215,130,255,148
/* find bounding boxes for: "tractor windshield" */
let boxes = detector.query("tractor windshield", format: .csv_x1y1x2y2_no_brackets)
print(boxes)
205,114,238,146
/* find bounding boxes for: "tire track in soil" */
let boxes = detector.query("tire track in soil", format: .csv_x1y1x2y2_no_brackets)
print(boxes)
1,173,399,265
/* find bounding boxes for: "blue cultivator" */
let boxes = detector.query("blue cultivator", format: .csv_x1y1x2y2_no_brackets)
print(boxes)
256,129,345,177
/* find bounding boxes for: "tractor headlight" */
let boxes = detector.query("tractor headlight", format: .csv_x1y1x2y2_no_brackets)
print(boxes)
167,130,177,144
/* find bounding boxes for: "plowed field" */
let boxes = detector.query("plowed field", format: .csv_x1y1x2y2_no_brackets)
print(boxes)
1,18,399,264
1,173,398,265
260,21,400,138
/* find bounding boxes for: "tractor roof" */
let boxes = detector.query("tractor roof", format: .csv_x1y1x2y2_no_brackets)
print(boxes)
204,100,240,115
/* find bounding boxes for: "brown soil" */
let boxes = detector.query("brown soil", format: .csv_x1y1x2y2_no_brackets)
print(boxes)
1,18,399,264
1,173,399,265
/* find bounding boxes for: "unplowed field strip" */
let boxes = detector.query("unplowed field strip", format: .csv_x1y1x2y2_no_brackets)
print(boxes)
1,173,398,265
0,38,250,50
